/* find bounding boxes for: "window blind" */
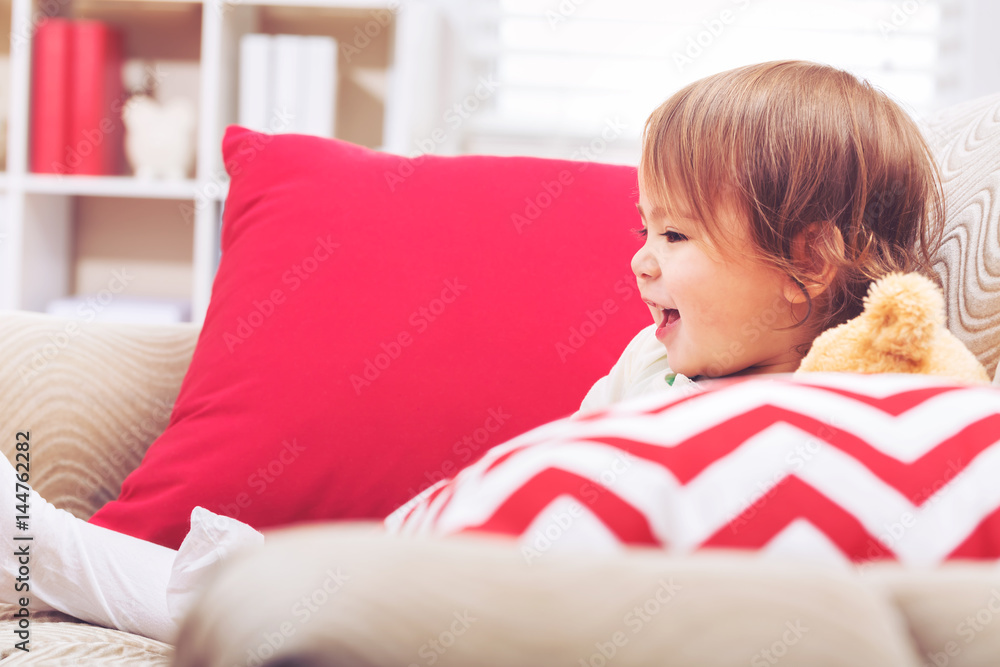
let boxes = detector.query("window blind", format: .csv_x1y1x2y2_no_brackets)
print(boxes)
464,0,949,161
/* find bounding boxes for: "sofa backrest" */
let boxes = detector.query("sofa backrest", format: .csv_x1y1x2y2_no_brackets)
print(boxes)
922,93,1000,383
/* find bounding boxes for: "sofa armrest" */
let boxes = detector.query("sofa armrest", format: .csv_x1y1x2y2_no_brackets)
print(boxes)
0,310,200,520
862,562,1000,667
174,526,924,667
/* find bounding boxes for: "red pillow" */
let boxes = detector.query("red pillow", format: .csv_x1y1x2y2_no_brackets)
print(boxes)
89,127,648,548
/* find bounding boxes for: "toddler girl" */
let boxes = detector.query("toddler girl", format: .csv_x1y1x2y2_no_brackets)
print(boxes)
573,59,941,415
0,60,944,642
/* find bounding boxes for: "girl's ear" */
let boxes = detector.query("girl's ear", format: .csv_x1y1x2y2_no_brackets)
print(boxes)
782,222,844,304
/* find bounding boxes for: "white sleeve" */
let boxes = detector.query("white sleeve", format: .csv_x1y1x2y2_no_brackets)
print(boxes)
573,325,659,417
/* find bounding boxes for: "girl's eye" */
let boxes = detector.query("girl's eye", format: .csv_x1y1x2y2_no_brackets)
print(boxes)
632,227,648,239
660,230,687,243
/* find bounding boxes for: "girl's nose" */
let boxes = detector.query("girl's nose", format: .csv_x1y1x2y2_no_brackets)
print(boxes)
631,245,659,281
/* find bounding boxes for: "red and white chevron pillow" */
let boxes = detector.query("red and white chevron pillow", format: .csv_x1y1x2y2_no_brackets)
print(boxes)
387,373,1000,565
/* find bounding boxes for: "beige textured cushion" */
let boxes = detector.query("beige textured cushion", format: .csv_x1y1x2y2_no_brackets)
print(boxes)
0,311,199,519
923,93,1000,382
0,604,172,664
862,562,1000,667
174,525,923,667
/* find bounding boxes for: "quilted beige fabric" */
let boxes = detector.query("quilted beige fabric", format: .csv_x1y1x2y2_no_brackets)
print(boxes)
0,313,195,663
0,311,200,520
923,93,1000,382
0,604,172,664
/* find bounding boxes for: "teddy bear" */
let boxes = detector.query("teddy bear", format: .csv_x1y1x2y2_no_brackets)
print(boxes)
796,272,991,383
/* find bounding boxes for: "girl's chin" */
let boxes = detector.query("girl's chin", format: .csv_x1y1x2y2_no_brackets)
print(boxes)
660,349,703,379
667,352,723,380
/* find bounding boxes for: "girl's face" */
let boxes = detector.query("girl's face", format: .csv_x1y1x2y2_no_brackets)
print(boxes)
632,185,812,378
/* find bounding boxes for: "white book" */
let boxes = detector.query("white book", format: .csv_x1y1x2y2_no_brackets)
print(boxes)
238,34,271,133
271,35,302,134
299,36,337,138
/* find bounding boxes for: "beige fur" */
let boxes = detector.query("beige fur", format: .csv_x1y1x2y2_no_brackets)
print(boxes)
797,272,990,383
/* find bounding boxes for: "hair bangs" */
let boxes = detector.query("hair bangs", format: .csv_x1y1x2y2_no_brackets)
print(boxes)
639,79,748,255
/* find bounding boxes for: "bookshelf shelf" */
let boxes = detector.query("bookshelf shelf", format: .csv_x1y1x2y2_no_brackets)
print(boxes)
0,0,452,323
23,174,202,199
247,0,397,9
71,0,202,20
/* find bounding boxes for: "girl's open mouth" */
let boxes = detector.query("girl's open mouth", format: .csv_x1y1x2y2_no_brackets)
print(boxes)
655,308,681,340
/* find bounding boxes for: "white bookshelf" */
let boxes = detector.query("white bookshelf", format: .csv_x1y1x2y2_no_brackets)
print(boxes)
0,0,453,322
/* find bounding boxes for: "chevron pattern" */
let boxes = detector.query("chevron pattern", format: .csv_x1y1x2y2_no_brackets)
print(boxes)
924,93,1000,382
392,374,1000,566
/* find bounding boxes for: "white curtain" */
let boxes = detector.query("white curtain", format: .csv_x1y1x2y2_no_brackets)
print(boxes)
456,0,976,161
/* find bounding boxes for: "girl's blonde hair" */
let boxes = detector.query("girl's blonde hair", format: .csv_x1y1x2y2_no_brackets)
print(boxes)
640,60,944,338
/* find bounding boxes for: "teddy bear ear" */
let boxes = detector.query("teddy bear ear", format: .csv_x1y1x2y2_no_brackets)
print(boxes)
866,272,945,362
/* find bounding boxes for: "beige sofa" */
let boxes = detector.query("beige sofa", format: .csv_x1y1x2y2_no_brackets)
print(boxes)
0,315,198,664
1,91,999,665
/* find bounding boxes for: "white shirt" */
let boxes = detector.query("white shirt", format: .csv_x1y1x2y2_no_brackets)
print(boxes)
574,324,698,416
